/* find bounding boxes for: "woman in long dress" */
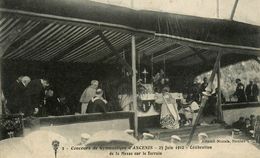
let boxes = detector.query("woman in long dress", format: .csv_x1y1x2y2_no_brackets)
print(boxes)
155,87,180,129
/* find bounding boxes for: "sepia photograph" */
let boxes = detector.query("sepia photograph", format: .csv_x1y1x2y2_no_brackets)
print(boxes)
0,0,260,157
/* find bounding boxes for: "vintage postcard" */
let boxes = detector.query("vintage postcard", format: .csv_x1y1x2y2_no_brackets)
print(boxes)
0,0,260,157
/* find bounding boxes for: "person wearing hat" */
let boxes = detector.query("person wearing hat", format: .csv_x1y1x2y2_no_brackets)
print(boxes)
79,133,91,146
86,89,107,113
170,135,181,144
80,80,99,114
142,133,155,140
232,78,246,103
198,133,208,143
155,87,180,129
124,129,134,137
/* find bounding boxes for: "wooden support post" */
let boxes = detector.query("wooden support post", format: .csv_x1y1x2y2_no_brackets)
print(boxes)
151,53,154,78
131,36,138,137
230,0,239,20
163,56,166,76
0,59,2,115
138,50,141,79
217,54,223,121
216,0,219,18
186,52,222,146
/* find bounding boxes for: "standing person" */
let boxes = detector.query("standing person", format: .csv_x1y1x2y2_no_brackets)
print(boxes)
1,91,7,114
245,80,259,102
243,118,254,136
250,115,256,127
232,78,246,103
155,87,180,129
189,78,201,103
200,77,208,93
25,79,49,117
44,89,57,116
7,76,31,114
207,88,226,116
153,69,165,92
80,80,99,114
86,89,108,113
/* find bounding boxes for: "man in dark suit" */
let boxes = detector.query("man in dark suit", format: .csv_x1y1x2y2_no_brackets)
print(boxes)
45,89,70,116
189,78,201,103
233,78,247,103
200,77,208,93
86,89,107,113
245,80,259,102
25,79,49,117
7,76,31,114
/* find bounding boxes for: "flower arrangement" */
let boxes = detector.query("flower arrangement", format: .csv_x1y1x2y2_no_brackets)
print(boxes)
0,115,23,138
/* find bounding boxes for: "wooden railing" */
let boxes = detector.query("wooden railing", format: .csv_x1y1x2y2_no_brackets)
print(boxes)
37,111,135,129
222,102,260,110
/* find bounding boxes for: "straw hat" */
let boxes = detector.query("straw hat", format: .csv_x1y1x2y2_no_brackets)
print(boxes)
171,135,181,143
142,133,155,140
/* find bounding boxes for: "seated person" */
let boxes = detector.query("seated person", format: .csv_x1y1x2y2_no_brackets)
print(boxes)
178,92,200,126
232,117,245,130
86,89,108,113
250,114,256,127
243,118,254,136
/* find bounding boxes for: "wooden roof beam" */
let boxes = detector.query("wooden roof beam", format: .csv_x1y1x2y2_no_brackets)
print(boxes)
98,31,133,75
230,0,239,20
188,47,210,66
152,45,184,61
100,37,147,63
3,22,49,58
1,9,260,55
50,30,100,62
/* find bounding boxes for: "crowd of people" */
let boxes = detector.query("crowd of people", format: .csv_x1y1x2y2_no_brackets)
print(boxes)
4,76,71,117
232,79,259,102
3,76,109,117
232,115,256,137
151,72,259,130
3,73,259,125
